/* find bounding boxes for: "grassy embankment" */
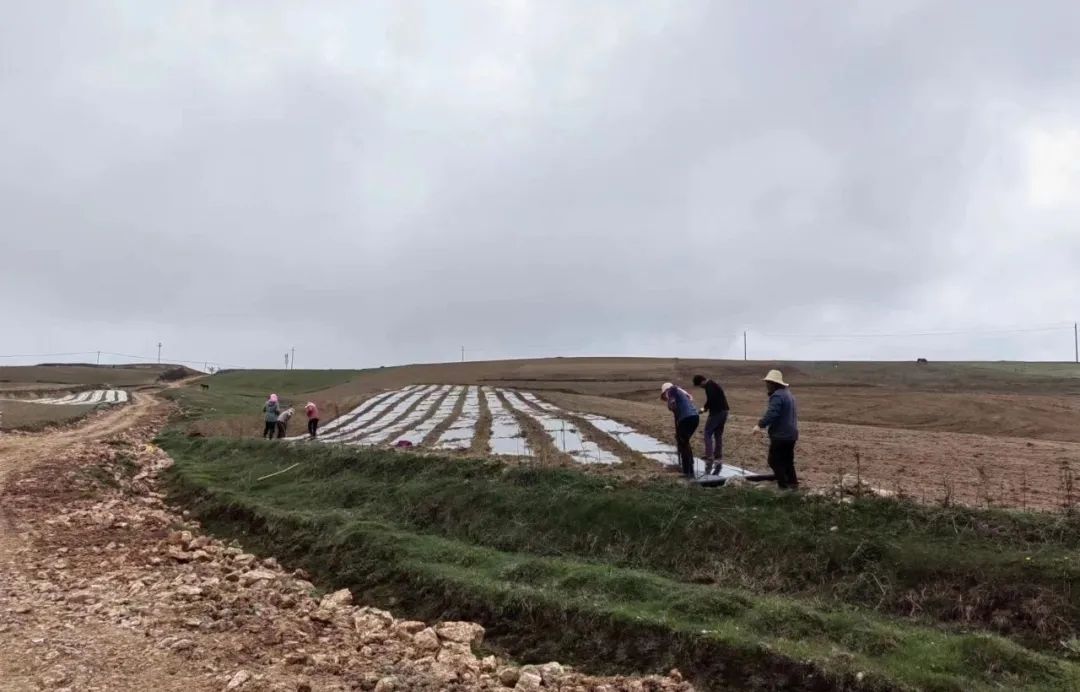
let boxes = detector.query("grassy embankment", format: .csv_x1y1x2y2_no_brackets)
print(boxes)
161,435,1080,692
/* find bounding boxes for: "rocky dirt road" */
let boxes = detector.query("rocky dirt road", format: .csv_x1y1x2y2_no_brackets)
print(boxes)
0,392,693,691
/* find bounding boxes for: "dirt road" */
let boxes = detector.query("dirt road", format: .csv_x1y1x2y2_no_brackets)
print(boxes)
0,392,155,483
0,393,200,691
0,392,688,691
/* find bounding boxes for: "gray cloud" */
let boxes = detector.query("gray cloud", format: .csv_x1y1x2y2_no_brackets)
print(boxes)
3,1,1080,368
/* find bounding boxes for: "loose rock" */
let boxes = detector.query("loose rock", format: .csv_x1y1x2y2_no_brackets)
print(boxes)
224,669,251,690
435,620,485,647
515,671,543,691
413,627,440,652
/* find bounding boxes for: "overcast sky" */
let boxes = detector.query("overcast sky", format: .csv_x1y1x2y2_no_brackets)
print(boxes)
3,1,1080,369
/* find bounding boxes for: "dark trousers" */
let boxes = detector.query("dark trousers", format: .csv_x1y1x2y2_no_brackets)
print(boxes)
276,421,288,438
676,415,700,477
703,410,728,460
308,418,319,437
263,421,277,439
767,439,798,489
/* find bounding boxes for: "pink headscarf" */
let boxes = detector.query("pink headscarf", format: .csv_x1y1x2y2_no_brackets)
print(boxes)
269,393,279,403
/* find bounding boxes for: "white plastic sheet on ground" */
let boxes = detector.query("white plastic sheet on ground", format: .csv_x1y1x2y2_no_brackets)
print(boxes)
396,386,466,445
483,388,532,457
433,386,480,450
375,385,454,444
335,385,438,444
317,386,422,441
501,390,618,464
518,391,751,478
297,384,752,477
576,409,751,479
23,389,129,406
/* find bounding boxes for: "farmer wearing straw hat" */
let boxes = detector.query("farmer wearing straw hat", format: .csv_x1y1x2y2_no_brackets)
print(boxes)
752,370,799,490
661,382,699,478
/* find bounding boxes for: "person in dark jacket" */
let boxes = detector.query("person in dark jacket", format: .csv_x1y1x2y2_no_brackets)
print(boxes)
752,370,799,490
693,374,729,476
661,382,699,477
263,393,280,439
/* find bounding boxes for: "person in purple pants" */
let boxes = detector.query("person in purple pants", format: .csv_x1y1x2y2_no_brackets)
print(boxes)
661,382,699,478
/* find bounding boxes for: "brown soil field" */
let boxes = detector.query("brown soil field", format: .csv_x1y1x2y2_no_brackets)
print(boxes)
310,357,1080,439
538,391,1080,511
0,364,192,388
0,383,71,393
280,358,1080,511
0,400,97,431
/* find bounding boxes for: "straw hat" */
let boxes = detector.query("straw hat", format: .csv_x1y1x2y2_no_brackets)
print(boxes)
763,370,788,387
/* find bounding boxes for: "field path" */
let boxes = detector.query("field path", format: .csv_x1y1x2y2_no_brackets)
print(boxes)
0,392,154,484
0,388,196,691
0,386,672,692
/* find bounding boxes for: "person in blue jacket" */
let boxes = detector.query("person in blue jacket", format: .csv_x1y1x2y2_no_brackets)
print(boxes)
752,370,799,490
661,382,699,477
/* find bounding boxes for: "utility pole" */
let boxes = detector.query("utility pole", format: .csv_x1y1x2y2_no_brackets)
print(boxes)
284,353,289,370
157,342,162,364
743,331,747,361
1075,322,1078,364
290,347,295,370
461,346,465,363
96,350,100,365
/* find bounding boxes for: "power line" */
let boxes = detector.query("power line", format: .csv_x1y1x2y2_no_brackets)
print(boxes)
0,351,97,359
756,324,1074,339
101,352,249,370
0,348,249,372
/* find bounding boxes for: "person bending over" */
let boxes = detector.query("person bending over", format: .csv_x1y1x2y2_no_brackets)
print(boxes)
305,401,320,438
276,407,295,439
661,382,699,478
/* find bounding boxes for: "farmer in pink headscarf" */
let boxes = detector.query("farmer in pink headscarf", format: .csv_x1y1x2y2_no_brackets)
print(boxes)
263,393,280,439
305,401,320,438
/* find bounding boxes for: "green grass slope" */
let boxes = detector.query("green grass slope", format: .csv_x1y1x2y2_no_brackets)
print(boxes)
161,436,1080,692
